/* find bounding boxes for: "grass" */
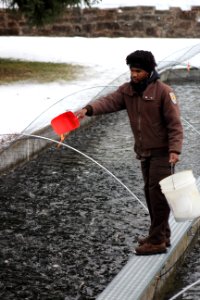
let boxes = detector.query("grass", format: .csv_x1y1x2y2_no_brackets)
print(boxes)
0,58,84,84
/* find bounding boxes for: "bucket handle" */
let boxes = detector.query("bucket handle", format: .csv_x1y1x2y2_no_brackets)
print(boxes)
171,163,176,190
171,163,175,175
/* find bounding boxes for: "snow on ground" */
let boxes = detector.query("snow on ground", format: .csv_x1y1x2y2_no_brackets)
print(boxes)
91,0,200,10
1,0,200,137
1,37,200,136
1,0,200,10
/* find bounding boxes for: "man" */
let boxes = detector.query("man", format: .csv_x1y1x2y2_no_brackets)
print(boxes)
76,50,183,255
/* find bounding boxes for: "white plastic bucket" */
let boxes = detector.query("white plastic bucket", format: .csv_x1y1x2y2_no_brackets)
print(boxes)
159,170,200,222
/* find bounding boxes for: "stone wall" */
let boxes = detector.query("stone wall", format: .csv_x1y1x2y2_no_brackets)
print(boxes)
0,6,200,37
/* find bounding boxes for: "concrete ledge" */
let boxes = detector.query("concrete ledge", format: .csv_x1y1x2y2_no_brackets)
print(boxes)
160,68,200,82
0,116,96,174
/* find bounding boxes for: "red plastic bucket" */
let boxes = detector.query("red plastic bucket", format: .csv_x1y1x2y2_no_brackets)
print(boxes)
51,111,80,135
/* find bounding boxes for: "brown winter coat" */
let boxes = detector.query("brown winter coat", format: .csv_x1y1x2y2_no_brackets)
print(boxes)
90,79,183,157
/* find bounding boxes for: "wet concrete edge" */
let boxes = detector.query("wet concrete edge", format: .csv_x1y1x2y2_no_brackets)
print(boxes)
0,116,97,175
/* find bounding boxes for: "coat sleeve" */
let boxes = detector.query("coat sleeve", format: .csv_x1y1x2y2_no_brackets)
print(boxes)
161,86,183,154
91,86,126,115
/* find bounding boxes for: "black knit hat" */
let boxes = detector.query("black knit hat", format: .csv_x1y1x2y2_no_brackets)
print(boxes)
126,50,157,73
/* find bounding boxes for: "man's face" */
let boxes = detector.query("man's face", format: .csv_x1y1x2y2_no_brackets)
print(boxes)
130,67,149,83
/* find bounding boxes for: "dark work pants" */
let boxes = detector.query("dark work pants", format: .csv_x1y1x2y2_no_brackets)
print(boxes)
141,154,172,244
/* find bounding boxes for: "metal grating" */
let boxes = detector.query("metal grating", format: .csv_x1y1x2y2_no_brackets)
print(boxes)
97,176,200,300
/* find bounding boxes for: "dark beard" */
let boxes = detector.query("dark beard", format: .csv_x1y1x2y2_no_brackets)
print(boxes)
131,78,148,93
130,70,160,93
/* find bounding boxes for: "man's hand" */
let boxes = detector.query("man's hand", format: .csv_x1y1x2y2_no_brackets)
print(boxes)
169,152,179,164
75,108,87,120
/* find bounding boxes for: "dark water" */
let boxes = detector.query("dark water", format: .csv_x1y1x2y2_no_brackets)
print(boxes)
0,82,200,300
162,235,200,300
